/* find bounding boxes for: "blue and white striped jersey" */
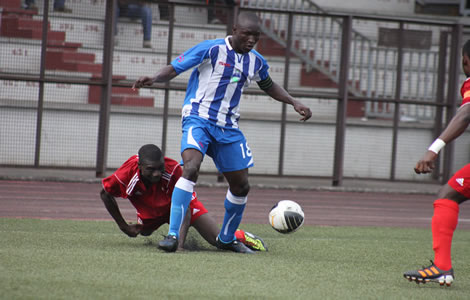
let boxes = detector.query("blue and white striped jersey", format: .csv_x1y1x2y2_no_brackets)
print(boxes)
170,36,270,129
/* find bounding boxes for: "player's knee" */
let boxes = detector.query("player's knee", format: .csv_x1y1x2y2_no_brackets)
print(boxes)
232,182,250,197
437,184,467,204
182,164,200,182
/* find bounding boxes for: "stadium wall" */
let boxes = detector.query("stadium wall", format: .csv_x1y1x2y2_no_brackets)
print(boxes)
0,0,468,184
2,103,469,181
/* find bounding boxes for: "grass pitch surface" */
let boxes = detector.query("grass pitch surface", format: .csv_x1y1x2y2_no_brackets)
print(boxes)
1,218,469,299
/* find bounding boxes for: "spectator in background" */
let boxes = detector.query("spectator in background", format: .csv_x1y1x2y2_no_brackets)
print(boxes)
24,0,72,13
114,0,153,48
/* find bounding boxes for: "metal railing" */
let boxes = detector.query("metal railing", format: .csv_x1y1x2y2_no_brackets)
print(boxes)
241,0,372,97
240,0,447,120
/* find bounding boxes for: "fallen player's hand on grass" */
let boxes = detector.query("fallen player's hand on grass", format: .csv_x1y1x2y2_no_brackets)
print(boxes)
120,223,143,238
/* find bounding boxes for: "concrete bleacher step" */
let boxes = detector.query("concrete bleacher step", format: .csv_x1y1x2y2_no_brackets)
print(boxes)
17,0,208,25
2,33,369,107
0,79,90,104
107,95,154,107
88,76,154,107
300,64,365,117
88,94,155,107
1,2,427,107
47,15,227,51
255,32,349,95
46,40,82,49
46,49,95,63
301,65,337,88
0,0,22,9
2,27,65,41
256,34,301,57
46,59,102,73
88,85,153,107
90,74,127,82
1,15,49,30
0,8,107,76
1,14,65,41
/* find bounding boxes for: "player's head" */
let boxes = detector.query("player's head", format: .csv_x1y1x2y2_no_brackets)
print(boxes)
231,11,261,54
462,40,470,77
138,144,165,184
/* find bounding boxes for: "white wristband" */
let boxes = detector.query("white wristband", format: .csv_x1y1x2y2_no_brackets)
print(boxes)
428,139,446,154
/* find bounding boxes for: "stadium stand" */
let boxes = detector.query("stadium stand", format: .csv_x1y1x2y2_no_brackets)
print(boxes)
0,0,156,106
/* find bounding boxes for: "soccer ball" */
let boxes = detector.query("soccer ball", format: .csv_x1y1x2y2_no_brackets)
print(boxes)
268,200,304,234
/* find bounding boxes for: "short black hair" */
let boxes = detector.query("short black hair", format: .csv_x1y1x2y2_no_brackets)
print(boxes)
237,11,260,26
138,144,163,163
463,40,470,57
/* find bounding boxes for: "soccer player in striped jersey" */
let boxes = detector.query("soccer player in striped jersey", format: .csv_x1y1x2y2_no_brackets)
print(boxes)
100,144,267,252
403,40,470,286
133,12,312,253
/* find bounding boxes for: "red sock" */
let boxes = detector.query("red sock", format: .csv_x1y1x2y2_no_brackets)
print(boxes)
234,229,245,242
432,199,459,270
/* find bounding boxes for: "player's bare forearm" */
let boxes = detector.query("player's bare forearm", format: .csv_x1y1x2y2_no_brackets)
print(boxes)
151,65,178,83
263,82,312,121
414,105,470,174
132,65,178,89
100,189,137,236
437,105,470,143
263,82,294,105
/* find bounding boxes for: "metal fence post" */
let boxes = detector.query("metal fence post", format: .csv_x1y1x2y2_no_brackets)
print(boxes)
432,31,448,180
34,1,49,168
443,23,463,183
390,22,404,181
95,0,116,177
278,12,293,176
161,3,175,155
34,0,50,167
332,15,352,186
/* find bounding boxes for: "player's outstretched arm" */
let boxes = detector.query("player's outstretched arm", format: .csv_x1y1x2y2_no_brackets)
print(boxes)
100,189,142,237
262,81,312,121
132,65,178,90
415,105,470,174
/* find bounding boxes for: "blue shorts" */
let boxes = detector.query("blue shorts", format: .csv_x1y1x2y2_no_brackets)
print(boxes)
180,116,254,173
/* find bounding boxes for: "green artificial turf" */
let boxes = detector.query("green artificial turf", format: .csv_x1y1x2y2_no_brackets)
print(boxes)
1,218,469,299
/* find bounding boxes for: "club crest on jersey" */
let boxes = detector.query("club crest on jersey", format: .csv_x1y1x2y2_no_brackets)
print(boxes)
230,70,242,83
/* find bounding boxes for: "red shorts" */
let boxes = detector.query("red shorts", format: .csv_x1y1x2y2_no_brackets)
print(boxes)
137,193,208,235
448,163,470,198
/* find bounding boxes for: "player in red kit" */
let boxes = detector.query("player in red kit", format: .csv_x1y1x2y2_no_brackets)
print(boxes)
100,144,267,252
403,40,470,286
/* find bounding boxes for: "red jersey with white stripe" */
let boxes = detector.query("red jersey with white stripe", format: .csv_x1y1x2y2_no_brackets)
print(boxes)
460,77,470,107
102,155,181,220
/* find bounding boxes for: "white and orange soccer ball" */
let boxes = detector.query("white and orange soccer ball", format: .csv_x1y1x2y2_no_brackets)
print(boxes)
268,200,304,233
